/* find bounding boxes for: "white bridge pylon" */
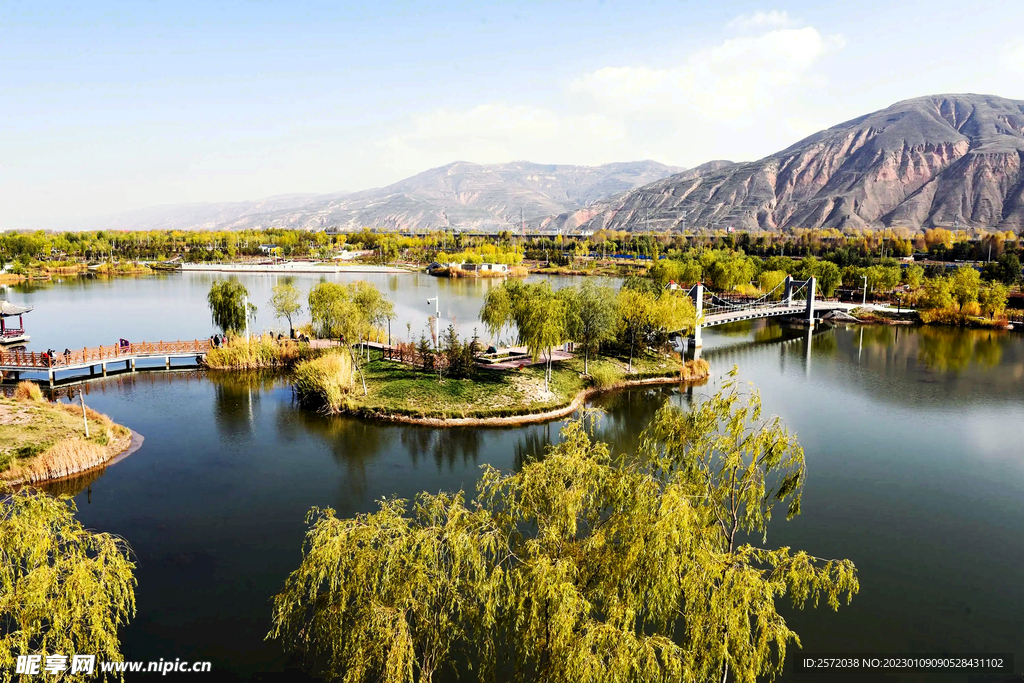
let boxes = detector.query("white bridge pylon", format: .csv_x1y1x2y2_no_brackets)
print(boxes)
684,275,818,349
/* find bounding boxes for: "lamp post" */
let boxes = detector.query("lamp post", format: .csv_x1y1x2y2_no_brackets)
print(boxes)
427,296,440,349
861,275,868,306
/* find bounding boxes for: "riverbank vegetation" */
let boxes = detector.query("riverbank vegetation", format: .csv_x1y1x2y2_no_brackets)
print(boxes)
270,374,857,683
0,487,136,677
0,385,132,485
203,334,316,370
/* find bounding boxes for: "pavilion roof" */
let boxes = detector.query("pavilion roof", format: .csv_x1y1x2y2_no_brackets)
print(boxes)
0,301,32,316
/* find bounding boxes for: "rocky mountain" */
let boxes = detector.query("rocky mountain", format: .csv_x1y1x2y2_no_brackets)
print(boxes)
209,160,684,232
549,94,1024,233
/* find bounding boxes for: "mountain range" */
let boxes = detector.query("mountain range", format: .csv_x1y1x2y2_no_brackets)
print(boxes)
550,94,1024,233
49,94,1024,234
61,161,683,233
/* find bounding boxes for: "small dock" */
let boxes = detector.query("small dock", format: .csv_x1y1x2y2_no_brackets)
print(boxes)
0,340,211,385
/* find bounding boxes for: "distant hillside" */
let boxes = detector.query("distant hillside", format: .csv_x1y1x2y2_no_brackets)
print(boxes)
550,94,1024,233
64,161,684,233
55,193,342,233
213,160,685,232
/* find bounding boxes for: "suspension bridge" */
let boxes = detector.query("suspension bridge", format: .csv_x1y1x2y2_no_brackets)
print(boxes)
683,275,819,349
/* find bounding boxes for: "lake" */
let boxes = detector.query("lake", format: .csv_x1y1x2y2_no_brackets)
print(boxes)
7,272,1022,681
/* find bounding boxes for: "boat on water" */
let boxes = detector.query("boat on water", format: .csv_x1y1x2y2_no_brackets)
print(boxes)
0,301,32,345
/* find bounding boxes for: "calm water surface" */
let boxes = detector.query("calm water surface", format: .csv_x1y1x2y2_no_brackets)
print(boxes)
8,274,1023,681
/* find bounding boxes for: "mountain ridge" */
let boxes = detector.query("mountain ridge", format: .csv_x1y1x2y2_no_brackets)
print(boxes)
548,94,1024,233
54,160,684,233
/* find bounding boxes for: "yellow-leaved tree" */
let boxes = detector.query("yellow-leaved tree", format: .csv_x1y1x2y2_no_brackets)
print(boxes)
1,489,136,682
269,371,858,683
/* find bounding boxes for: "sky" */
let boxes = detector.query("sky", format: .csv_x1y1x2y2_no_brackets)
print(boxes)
3,0,1024,229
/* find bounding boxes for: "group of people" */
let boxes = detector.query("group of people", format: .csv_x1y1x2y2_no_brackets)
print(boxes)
41,348,72,367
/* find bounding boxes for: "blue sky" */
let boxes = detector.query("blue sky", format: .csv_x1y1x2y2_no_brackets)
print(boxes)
3,0,1023,228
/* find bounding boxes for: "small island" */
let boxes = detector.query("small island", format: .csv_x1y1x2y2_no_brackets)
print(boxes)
203,277,710,426
0,382,133,485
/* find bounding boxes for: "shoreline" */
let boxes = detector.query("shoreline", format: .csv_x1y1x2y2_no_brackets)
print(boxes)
179,263,415,274
339,370,711,427
2,427,138,487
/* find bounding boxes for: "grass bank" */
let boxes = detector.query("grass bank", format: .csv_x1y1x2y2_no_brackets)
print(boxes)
0,383,132,485
293,351,709,425
204,335,319,370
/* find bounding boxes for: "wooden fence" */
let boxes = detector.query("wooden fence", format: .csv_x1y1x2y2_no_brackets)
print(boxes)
0,339,212,369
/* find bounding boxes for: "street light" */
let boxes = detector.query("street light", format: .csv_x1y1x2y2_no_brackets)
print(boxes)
427,296,440,349
861,275,868,306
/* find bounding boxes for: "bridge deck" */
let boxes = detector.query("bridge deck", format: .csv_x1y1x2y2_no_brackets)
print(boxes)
703,305,808,327
0,340,211,379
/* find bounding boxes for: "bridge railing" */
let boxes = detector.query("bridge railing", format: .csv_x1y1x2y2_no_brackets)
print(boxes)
686,277,819,319
0,339,212,369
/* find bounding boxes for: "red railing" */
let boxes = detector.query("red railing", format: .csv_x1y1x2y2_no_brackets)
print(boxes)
0,340,212,369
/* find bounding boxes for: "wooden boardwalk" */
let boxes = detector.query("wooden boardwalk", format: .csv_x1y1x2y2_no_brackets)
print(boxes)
0,340,211,385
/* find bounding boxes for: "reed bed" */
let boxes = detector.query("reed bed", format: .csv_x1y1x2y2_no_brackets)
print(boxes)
204,335,315,370
292,352,355,412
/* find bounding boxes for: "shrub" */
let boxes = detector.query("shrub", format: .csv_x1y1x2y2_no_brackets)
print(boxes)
13,381,43,402
293,353,355,412
589,365,618,389
681,358,710,381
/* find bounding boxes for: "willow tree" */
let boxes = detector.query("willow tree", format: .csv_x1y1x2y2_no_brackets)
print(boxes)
208,279,256,335
308,282,368,396
1,489,136,680
617,288,695,371
350,281,395,360
270,282,303,338
557,280,618,374
270,376,858,683
520,293,565,392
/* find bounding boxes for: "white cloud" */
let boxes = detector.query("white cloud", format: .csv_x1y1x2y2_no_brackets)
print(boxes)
1001,39,1024,72
377,18,845,172
569,27,844,122
727,10,797,32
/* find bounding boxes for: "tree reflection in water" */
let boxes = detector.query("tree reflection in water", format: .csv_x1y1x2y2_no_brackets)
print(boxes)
400,428,483,471
285,409,393,503
209,371,282,438
916,326,1004,373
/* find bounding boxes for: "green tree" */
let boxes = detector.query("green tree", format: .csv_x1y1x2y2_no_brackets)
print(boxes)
902,264,925,288
351,281,395,360
817,261,842,297
950,266,982,311
270,376,858,683
557,280,618,374
757,270,788,300
920,276,954,310
997,252,1021,285
1,489,136,680
617,288,656,372
520,293,565,392
616,289,695,371
308,282,369,396
207,280,255,335
979,283,1009,318
270,282,303,338
480,280,524,346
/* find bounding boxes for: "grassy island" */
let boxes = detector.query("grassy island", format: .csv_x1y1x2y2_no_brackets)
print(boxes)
294,352,709,425
0,383,132,485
